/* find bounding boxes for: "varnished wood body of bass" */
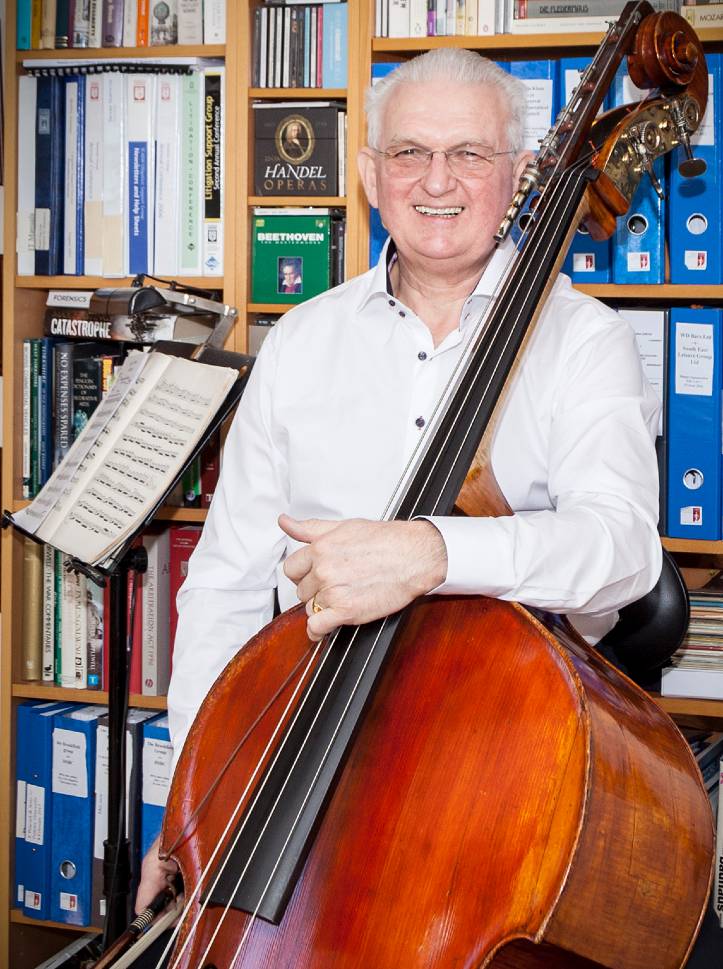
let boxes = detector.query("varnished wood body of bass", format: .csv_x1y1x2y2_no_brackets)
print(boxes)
162,598,713,969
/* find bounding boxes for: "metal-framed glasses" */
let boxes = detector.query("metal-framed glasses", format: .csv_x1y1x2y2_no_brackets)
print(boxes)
373,143,514,178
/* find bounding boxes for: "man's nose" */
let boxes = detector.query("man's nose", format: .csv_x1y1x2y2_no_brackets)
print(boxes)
420,151,457,193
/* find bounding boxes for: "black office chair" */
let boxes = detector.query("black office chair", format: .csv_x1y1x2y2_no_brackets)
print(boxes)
596,548,690,682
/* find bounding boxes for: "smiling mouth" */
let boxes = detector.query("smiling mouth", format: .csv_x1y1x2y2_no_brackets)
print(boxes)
414,205,464,218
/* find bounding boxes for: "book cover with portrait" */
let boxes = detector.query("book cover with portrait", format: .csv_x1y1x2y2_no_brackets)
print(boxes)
253,101,346,196
251,209,333,304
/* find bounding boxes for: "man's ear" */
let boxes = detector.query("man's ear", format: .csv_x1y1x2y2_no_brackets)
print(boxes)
357,148,380,209
512,149,534,188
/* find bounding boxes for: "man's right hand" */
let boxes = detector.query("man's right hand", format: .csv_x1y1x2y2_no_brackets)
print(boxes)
135,834,180,914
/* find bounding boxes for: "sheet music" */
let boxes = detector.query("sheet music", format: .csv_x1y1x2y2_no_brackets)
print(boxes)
13,351,151,535
27,353,236,565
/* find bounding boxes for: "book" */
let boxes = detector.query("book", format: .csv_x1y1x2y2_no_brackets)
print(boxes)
151,0,178,44
50,704,107,925
17,76,37,276
63,74,85,275
126,74,156,275
60,564,88,689
617,308,668,534
141,530,171,696
661,666,723,699
15,701,75,921
514,0,677,15
101,0,123,46
251,208,334,304
178,0,203,44
321,3,348,87
682,3,723,28
253,101,345,197
21,537,44,681
99,71,126,277
140,714,173,860
153,73,182,276
179,70,203,275
42,544,56,683
84,75,104,276
203,0,225,43
168,524,202,658
666,308,723,540
13,350,239,568
202,66,224,275
34,75,66,276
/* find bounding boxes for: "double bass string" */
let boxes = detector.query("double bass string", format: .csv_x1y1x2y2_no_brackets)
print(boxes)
160,154,594,969
162,643,321,859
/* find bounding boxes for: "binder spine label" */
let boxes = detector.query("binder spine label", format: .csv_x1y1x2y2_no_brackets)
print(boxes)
128,141,149,273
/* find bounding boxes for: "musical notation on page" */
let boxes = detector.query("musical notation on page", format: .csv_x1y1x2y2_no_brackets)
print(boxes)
13,351,238,566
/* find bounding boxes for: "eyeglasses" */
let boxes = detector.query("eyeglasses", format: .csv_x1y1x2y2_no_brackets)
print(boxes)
372,144,515,178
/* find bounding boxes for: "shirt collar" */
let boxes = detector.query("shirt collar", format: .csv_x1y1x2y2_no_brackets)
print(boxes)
357,235,518,316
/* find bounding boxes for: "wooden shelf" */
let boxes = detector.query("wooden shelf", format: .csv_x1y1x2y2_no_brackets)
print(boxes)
249,197,346,206
16,44,225,61
11,908,100,933
373,28,723,54
652,695,723,720
662,537,723,555
249,88,346,99
12,684,167,709
247,303,295,314
576,284,723,301
15,275,223,289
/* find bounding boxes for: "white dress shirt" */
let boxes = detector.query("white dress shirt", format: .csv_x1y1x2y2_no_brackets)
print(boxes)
167,240,662,766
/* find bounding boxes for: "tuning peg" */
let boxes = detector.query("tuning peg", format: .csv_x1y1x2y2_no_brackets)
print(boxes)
677,141,707,178
670,98,707,178
644,161,665,200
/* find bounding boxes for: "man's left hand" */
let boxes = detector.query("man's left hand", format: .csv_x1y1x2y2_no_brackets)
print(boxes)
279,515,448,640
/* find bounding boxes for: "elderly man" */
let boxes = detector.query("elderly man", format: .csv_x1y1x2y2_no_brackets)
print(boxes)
136,48,660,916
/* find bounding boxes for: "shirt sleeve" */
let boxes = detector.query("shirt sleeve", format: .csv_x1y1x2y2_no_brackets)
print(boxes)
426,301,663,635
167,327,289,770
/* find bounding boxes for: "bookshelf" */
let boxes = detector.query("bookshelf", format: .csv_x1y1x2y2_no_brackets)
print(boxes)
0,2,247,964
1,2,722,965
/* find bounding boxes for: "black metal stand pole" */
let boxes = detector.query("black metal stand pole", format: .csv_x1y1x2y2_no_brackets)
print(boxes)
102,545,147,949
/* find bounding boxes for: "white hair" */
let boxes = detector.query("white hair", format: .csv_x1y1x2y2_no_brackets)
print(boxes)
365,49,527,155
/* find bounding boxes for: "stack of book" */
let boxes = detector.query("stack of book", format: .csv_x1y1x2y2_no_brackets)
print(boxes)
17,0,226,49
14,701,173,928
20,523,204,695
17,61,225,278
375,0,498,37
252,2,347,88
662,576,723,700
22,290,221,497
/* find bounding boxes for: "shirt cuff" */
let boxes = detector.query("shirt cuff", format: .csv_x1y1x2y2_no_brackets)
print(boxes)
417,515,516,597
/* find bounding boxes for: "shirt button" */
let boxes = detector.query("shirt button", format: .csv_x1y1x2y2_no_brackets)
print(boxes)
418,351,427,361
399,310,406,317
415,416,425,428
388,298,396,307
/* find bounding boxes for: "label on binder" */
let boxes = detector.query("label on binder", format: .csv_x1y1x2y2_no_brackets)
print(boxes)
627,252,650,272
675,322,714,395
572,252,596,272
684,251,708,271
680,506,703,525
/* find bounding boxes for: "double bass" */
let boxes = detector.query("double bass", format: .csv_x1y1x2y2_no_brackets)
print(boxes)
143,5,716,967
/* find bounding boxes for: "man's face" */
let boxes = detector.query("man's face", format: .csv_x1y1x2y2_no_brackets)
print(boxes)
358,80,530,276
283,266,295,284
